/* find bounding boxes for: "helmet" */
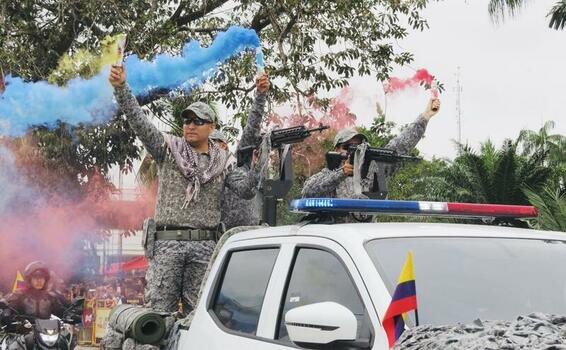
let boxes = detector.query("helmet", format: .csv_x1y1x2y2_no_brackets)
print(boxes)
23,261,51,287
209,130,228,144
333,128,368,148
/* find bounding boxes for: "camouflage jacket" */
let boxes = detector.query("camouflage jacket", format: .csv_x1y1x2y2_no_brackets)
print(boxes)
115,84,258,229
221,91,266,229
302,114,429,199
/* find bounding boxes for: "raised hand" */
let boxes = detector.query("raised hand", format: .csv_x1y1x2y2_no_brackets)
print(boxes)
109,65,126,88
256,73,270,94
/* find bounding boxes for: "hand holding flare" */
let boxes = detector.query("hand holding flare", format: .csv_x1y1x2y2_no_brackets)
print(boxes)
430,80,440,112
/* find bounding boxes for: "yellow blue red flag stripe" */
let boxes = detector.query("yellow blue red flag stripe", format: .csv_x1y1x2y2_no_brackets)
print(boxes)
12,271,26,292
382,251,418,348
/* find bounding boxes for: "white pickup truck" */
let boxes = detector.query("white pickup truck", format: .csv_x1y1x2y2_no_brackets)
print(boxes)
177,198,565,350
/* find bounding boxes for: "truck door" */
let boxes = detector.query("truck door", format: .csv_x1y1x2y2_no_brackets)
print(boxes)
268,237,383,349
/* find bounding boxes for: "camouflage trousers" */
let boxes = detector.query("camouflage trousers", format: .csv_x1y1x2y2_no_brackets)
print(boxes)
144,240,215,315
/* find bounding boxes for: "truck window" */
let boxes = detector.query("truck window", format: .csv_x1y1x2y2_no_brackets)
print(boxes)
211,248,279,335
276,248,371,342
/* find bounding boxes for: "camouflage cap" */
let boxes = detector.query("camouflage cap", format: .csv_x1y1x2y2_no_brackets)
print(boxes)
181,102,217,123
209,130,228,144
333,127,367,147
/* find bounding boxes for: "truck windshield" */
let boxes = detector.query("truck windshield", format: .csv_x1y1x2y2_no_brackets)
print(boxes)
365,236,566,325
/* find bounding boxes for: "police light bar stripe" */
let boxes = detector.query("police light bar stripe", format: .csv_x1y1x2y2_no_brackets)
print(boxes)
290,198,538,218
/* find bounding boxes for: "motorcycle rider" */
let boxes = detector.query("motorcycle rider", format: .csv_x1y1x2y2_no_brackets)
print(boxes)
1,262,70,350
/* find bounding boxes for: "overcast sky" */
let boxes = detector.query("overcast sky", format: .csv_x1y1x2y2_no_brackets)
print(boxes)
345,0,565,160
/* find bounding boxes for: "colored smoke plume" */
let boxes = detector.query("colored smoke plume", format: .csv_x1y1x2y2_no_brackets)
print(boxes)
384,69,435,94
0,143,155,291
0,26,260,136
270,86,356,131
125,27,259,95
320,86,357,130
267,86,357,177
48,34,129,84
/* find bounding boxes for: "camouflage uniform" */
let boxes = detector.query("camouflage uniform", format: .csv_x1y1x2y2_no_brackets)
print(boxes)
219,91,266,229
175,224,268,333
163,226,267,350
114,84,258,314
302,114,430,200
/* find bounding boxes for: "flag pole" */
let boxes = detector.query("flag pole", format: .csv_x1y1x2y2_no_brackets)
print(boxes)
415,309,420,327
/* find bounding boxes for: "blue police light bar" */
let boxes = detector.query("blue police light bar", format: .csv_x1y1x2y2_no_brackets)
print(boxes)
289,198,538,218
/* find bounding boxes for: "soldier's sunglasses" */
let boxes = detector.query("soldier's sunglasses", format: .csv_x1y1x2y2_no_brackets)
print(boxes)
182,117,211,126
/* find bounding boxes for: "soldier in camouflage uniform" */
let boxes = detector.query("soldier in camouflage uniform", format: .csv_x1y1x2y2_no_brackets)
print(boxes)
302,98,441,200
108,65,259,315
209,130,261,230
210,74,270,230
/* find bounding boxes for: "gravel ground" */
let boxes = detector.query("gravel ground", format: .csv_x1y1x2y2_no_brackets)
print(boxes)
395,313,566,350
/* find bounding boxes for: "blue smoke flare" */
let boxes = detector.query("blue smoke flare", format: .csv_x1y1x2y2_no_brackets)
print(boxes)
0,26,260,136
255,48,264,72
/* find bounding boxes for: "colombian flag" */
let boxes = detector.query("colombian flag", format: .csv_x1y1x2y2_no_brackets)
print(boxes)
12,271,26,292
382,251,418,348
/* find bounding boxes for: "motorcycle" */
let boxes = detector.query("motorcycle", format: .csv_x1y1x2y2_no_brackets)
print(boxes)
0,298,83,350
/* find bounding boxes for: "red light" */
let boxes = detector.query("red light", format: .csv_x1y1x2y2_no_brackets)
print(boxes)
447,202,538,218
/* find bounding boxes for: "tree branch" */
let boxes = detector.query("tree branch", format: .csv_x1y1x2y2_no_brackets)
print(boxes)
177,26,228,33
280,12,299,42
250,9,271,32
170,1,186,23
174,0,230,26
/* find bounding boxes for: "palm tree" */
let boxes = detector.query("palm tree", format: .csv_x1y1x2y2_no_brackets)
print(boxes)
426,139,551,205
489,0,526,22
518,120,566,160
489,0,566,30
524,184,566,232
518,120,566,188
548,0,566,30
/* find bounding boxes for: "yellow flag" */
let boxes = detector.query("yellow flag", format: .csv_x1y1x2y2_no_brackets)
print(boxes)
397,250,416,284
12,271,25,292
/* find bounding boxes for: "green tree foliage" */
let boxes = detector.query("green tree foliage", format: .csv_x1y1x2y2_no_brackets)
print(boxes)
518,120,566,188
518,121,565,161
0,0,435,194
357,115,396,148
401,140,552,205
488,0,566,30
524,184,566,232
5,121,138,200
387,157,449,201
445,140,552,204
1,0,433,107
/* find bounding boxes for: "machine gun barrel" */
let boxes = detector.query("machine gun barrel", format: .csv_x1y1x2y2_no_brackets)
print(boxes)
326,145,421,172
237,124,330,168
270,124,329,148
359,146,421,163
325,144,421,198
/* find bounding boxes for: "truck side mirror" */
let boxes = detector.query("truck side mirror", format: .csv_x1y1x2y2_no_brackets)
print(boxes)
285,302,357,347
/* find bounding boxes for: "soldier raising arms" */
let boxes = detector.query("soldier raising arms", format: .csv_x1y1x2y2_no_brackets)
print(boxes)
109,65,261,314
302,98,440,200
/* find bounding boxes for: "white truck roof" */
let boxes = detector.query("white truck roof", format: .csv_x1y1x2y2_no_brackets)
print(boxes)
228,222,565,244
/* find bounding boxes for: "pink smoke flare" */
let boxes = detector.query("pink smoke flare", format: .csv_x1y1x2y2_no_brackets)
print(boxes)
384,69,435,95
0,145,156,290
